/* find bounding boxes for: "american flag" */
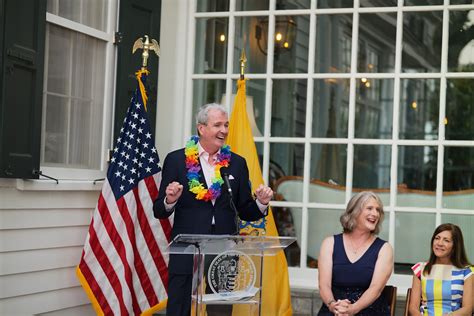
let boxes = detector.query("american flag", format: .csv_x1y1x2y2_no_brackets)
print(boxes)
77,70,172,315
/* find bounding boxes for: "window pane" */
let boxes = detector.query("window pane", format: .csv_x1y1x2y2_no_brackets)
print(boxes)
47,0,107,31
271,143,305,201
276,0,310,9
402,11,443,73
43,95,68,164
42,24,105,169
440,215,473,261
448,10,474,72
192,79,226,128
443,147,474,210
450,0,474,4
318,0,353,8
274,206,302,267
404,0,443,5
397,146,437,208
395,212,434,265
274,15,310,73
360,0,397,6
309,144,347,203
315,14,353,73
355,79,394,139
47,25,71,95
236,0,268,10
308,208,344,264
358,13,396,73
353,145,391,195
196,0,229,12
194,18,228,74
234,17,267,73
399,79,440,140
445,79,474,140
313,79,350,138
231,79,266,137
271,79,308,137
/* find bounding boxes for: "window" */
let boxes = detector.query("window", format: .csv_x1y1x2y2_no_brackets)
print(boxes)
191,1,474,281
42,0,114,176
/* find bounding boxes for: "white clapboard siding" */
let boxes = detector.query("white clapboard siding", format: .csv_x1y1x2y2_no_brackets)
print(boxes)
0,185,98,314
0,208,93,229
1,267,80,299
0,246,85,276
36,304,95,316
0,226,89,252
0,286,92,315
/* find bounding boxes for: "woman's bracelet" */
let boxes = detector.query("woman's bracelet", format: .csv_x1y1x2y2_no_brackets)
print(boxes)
326,299,336,308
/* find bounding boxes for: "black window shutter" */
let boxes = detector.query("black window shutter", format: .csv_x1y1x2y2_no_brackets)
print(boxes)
0,0,46,179
115,0,161,142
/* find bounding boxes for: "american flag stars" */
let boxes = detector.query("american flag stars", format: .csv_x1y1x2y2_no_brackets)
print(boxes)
107,96,161,198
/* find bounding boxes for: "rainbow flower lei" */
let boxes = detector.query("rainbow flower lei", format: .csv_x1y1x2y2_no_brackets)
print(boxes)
185,135,231,201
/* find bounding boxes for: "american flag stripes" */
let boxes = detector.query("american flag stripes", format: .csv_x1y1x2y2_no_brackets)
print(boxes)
77,70,172,315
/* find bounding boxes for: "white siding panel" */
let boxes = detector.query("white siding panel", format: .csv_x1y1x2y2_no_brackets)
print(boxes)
0,267,79,299
0,188,99,210
0,287,91,316
0,209,92,229
0,226,88,252
0,247,83,275
37,304,95,316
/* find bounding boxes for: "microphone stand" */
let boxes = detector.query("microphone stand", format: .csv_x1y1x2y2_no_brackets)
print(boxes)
222,172,239,235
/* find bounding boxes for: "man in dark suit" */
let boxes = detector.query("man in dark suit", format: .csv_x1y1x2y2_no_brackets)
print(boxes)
154,103,273,316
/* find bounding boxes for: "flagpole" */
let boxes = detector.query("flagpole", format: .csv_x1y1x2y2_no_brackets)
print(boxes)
240,50,247,80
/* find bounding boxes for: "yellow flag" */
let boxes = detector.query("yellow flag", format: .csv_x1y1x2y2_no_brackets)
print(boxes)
227,79,292,316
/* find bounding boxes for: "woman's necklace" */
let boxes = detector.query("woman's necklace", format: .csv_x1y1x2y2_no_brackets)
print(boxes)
185,135,231,201
348,234,371,255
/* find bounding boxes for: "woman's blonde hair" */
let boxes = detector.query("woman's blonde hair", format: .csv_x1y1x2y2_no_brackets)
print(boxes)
340,191,384,234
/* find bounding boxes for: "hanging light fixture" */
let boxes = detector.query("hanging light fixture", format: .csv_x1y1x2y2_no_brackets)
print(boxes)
255,15,296,56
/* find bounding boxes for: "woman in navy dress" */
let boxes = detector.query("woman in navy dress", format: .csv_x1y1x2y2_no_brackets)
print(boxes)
318,191,394,315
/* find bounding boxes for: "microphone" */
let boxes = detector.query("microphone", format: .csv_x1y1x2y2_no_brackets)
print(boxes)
221,169,233,198
221,167,239,235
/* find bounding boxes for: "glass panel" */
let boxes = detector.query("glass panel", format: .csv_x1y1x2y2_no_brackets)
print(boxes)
196,0,229,12
42,25,105,169
236,0,268,10
308,208,345,264
404,0,443,5
230,79,266,137
355,79,394,139
353,145,391,196
402,11,443,73
69,99,101,168
360,0,397,6
313,79,350,138
47,25,71,95
450,0,474,4
271,79,308,137
276,0,310,9
358,13,396,73
445,79,474,140
440,215,474,261
448,10,474,72
234,17,267,73
192,79,226,130
315,14,353,73
395,212,435,265
194,18,228,74
443,147,474,210
378,211,390,244
318,0,353,8
397,146,437,208
271,143,305,202
47,0,107,31
399,79,440,140
309,144,347,203
43,95,68,164
274,207,301,267
274,15,310,73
